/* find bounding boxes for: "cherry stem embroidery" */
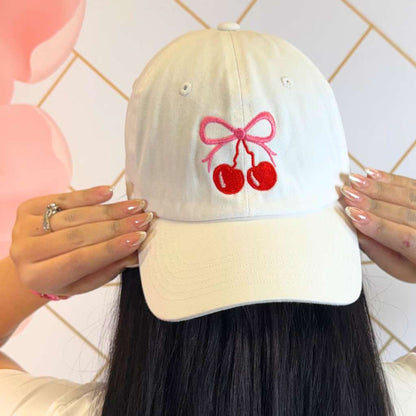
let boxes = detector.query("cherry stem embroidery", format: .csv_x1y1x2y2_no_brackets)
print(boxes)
231,139,256,169
199,111,277,173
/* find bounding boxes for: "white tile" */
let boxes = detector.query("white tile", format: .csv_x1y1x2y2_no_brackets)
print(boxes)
41,58,127,190
363,263,416,350
394,143,416,179
11,53,77,106
2,306,105,383
107,174,128,204
178,0,255,28
331,30,416,172
372,320,392,351
349,158,365,174
48,284,121,358
243,0,368,78
75,0,202,96
380,339,410,363
348,0,416,61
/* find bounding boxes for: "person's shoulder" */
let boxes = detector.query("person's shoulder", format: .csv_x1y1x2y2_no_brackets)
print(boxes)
381,350,416,416
0,368,105,416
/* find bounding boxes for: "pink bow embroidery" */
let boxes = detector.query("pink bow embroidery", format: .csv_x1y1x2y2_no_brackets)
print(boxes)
199,111,277,173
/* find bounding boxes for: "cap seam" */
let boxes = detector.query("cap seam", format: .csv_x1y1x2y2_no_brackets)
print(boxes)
228,30,249,216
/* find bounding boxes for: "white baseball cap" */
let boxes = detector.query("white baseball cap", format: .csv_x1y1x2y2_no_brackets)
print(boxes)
124,22,362,322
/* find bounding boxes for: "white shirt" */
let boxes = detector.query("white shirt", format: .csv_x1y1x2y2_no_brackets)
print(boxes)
0,352,416,415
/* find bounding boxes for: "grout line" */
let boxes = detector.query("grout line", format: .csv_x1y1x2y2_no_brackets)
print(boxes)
390,139,416,174
72,49,129,101
91,361,109,383
173,0,210,28
370,314,412,352
111,169,126,190
339,0,415,67
236,0,258,24
378,335,394,355
348,152,366,171
45,304,109,361
37,55,78,107
328,26,371,83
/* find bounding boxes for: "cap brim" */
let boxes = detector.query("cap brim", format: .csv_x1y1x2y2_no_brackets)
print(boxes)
137,200,362,322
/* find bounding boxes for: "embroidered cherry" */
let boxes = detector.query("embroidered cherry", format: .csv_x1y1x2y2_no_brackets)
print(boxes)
200,112,278,195
241,139,277,190
210,127,243,194
213,163,244,194
247,161,277,190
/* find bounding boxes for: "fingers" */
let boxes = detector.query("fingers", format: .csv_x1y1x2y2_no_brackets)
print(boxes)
339,168,416,266
26,198,148,237
356,230,416,284
348,172,416,211
20,228,150,293
18,185,115,216
60,251,139,297
340,185,416,228
365,167,416,189
19,211,154,263
344,206,416,263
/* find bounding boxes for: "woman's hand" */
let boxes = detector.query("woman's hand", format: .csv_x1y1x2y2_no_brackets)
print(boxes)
339,168,416,283
8,185,156,298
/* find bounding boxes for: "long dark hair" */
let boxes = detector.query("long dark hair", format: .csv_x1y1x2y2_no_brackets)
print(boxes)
90,267,396,415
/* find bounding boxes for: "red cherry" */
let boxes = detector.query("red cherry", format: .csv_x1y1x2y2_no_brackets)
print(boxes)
247,161,277,191
213,163,244,194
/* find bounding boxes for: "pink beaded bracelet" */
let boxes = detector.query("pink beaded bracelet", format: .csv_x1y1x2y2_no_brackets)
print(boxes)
29,289,70,301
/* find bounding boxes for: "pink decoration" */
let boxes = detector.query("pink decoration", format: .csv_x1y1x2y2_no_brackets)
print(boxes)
0,0,86,104
0,104,72,259
199,111,277,173
0,1,84,337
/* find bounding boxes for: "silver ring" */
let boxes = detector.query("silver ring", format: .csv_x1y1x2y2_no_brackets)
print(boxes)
42,203,63,232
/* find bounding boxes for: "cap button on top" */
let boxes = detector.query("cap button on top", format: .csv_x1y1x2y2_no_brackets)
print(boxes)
217,22,240,31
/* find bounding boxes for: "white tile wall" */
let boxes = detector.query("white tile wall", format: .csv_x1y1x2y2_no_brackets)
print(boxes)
2,306,106,383
75,0,202,96
7,0,416,383
347,0,416,61
11,53,77,106
243,0,368,78
41,58,128,190
331,29,416,171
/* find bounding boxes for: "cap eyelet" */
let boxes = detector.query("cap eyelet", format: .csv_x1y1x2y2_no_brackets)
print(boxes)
281,76,293,88
179,82,192,96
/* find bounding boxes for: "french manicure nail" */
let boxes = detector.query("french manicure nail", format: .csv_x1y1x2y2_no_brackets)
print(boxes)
133,212,153,228
341,185,361,200
345,207,370,224
365,167,389,182
349,173,369,188
126,200,146,214
125,231,147,246
100,186,113,196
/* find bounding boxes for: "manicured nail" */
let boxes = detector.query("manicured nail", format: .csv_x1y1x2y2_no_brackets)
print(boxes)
133,212,153,228
365,167,388,182
99,186,113,196
341,185,361,200
126,200,146,214
345,207,370,224
125,231,147,246
349,173,369,188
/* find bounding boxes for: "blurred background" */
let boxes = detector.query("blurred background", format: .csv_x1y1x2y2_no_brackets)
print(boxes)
1,0,415,384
